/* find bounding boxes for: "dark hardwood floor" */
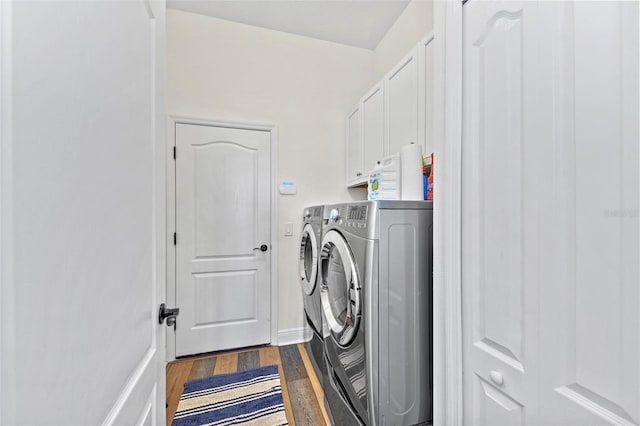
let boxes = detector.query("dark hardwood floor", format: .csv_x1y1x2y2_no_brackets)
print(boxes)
166,343,330,426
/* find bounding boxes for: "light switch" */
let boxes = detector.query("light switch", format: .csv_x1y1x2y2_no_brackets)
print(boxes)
284,222,293,236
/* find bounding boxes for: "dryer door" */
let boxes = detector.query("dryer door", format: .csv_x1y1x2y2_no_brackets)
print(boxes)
320,229,362,347
299,223,318,295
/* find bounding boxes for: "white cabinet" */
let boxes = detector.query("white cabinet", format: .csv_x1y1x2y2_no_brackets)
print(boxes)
346,84,385,187
385,47,420,157
361,82,385,176
346,105,363,184
345,35,435,187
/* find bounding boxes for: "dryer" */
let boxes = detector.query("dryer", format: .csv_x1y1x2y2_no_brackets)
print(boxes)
299,205,325,378
320,201,433,426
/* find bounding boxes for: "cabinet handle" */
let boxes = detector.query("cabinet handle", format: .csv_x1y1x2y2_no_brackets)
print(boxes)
356,172,362,177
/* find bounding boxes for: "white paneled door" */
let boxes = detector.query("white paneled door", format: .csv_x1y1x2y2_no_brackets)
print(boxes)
175,124,272,357
462,1,638,425
1,1,166,424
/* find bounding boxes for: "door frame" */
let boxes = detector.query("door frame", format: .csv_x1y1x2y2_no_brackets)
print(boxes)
0,0,15,422
165,116,279,362
433,0,464,425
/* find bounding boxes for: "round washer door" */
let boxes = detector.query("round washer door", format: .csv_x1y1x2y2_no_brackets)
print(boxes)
320,229,361,347
299,223,318,295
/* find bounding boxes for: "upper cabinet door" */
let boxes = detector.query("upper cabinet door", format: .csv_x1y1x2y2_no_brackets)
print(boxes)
346,105,364,184
418,34,435,157
385,47,420,156
361,82,385,174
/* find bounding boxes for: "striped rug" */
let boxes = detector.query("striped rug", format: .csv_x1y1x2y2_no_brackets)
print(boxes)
172,365,288,426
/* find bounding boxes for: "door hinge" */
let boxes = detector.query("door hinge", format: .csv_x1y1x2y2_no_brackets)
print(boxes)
173,232,177,245
173,146,176,160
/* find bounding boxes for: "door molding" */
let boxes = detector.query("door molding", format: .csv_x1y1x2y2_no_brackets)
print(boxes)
0,1,16,422
433,0,464,425
165,115,278,361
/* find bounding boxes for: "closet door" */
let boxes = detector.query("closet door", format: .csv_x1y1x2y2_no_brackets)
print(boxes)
462,1,639,425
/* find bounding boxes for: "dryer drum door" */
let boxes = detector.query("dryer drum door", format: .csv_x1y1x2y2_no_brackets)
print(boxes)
299,223,318,295
320,230,361,347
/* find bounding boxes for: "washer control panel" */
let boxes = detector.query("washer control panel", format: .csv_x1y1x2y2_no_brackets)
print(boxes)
345,205,368,229
303,206,324,220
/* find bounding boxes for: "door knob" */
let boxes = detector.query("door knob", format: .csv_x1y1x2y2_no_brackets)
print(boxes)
158,303,180,327
253,244,268,252
490,370,504,386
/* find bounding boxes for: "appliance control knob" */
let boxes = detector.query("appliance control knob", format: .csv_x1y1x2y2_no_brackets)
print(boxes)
303,208,311,219
329,209,340,222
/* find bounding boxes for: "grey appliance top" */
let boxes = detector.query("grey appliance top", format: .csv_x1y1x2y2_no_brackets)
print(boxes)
323,200,433,240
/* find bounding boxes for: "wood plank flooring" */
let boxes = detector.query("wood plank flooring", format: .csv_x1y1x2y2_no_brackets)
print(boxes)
166,343,330,426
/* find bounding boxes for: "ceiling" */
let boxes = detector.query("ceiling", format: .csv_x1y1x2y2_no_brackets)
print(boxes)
166,0,411,50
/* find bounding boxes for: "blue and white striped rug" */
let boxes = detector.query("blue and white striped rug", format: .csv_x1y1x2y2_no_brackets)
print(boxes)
172,365,288,426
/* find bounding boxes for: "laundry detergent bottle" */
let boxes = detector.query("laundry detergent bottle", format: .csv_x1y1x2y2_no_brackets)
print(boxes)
427,152,434,201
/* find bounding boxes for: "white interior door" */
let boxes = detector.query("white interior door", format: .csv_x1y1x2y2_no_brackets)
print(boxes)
175,123,271,357
462,1,639,425
0,0,166,424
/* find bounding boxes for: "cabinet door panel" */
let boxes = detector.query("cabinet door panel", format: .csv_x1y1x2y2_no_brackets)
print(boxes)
346,106,363,184
419,35,435,157
362,83,384,174
385,48,419,156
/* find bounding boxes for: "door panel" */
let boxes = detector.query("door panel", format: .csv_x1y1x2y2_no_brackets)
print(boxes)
542,2,639,425
463,2,534,423
3,0,166,423
175,124,271,357
471,5,526,371
473,375,524,426
192,272,257,324
193,142,257,257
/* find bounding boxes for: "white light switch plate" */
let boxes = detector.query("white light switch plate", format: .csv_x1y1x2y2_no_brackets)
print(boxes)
284,222,293,236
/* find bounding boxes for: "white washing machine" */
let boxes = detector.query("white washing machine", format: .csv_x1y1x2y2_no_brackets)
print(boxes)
321,201,433,426
299,205,325,378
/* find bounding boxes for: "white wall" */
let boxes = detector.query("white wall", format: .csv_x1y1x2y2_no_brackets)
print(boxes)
371,0,433,83
166,10,373,336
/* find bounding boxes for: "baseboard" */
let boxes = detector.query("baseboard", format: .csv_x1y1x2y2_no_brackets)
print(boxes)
278,326,312,346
